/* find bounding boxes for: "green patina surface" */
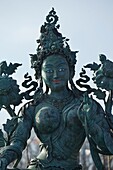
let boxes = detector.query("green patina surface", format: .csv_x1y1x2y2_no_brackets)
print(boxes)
0,8,113,170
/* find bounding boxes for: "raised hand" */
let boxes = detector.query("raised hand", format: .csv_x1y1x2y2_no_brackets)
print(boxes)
81,92,92,113
77,92,96,125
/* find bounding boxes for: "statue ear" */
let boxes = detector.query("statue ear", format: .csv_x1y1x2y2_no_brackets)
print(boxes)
69,68,75,80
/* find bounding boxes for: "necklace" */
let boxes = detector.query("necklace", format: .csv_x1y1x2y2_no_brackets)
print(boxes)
44,91,74,110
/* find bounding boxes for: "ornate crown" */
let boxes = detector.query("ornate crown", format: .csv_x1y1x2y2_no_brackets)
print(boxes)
30,8,78,79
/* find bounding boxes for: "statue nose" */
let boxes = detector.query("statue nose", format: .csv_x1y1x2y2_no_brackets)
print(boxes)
53,70,58,78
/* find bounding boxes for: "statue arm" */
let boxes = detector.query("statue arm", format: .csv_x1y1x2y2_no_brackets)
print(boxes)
0,102,35,168
77,93,113,154
77,94,113,169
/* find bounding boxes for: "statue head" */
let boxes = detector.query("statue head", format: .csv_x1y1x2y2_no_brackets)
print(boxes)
30,8,78,95
41,54,70,92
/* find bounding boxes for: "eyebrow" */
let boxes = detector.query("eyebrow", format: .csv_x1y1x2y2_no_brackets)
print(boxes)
42,64,53,68
43,62,67,67
58,62,66,65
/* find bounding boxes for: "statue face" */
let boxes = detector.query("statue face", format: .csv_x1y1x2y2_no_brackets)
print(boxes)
41,54,69,91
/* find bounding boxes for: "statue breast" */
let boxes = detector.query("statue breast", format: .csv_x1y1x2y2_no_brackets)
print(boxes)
35,104,61,134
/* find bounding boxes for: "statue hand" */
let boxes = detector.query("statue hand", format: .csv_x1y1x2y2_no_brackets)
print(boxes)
78,92,96,124
82,92,93,113
0,158,8,170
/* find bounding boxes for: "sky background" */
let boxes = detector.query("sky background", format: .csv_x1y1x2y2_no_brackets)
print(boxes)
0,0,113,127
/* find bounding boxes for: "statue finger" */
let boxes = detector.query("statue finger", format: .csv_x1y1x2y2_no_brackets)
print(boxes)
83,92,89,104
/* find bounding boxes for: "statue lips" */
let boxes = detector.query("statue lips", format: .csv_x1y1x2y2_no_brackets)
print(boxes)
53,79,61,83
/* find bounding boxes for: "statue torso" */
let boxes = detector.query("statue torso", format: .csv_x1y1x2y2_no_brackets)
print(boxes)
33,93,86,169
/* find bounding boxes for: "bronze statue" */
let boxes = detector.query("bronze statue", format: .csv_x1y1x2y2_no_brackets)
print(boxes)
0,8,113,170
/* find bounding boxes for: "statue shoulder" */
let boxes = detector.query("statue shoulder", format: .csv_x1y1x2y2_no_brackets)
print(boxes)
18,100,36,119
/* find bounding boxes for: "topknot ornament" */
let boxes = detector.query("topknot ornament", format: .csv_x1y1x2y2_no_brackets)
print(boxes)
36,7,69,56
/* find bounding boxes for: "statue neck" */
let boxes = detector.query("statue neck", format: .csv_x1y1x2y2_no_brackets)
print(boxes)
44,88,73,110
49,87,70,100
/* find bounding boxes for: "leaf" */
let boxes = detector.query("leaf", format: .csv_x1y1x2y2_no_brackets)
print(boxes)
0,129,5,147
93,89,106,100
84,62,100,72
3,117,18,136
6,63,22,75
65,38,70,41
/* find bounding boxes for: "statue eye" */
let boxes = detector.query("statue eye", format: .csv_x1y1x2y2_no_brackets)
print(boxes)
58,68,65,72
45,69,53,73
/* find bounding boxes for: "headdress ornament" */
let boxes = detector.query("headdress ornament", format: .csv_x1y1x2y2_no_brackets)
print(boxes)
30,8,78,79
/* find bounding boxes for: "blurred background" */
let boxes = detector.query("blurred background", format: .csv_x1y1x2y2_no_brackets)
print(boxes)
0,0,113,169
